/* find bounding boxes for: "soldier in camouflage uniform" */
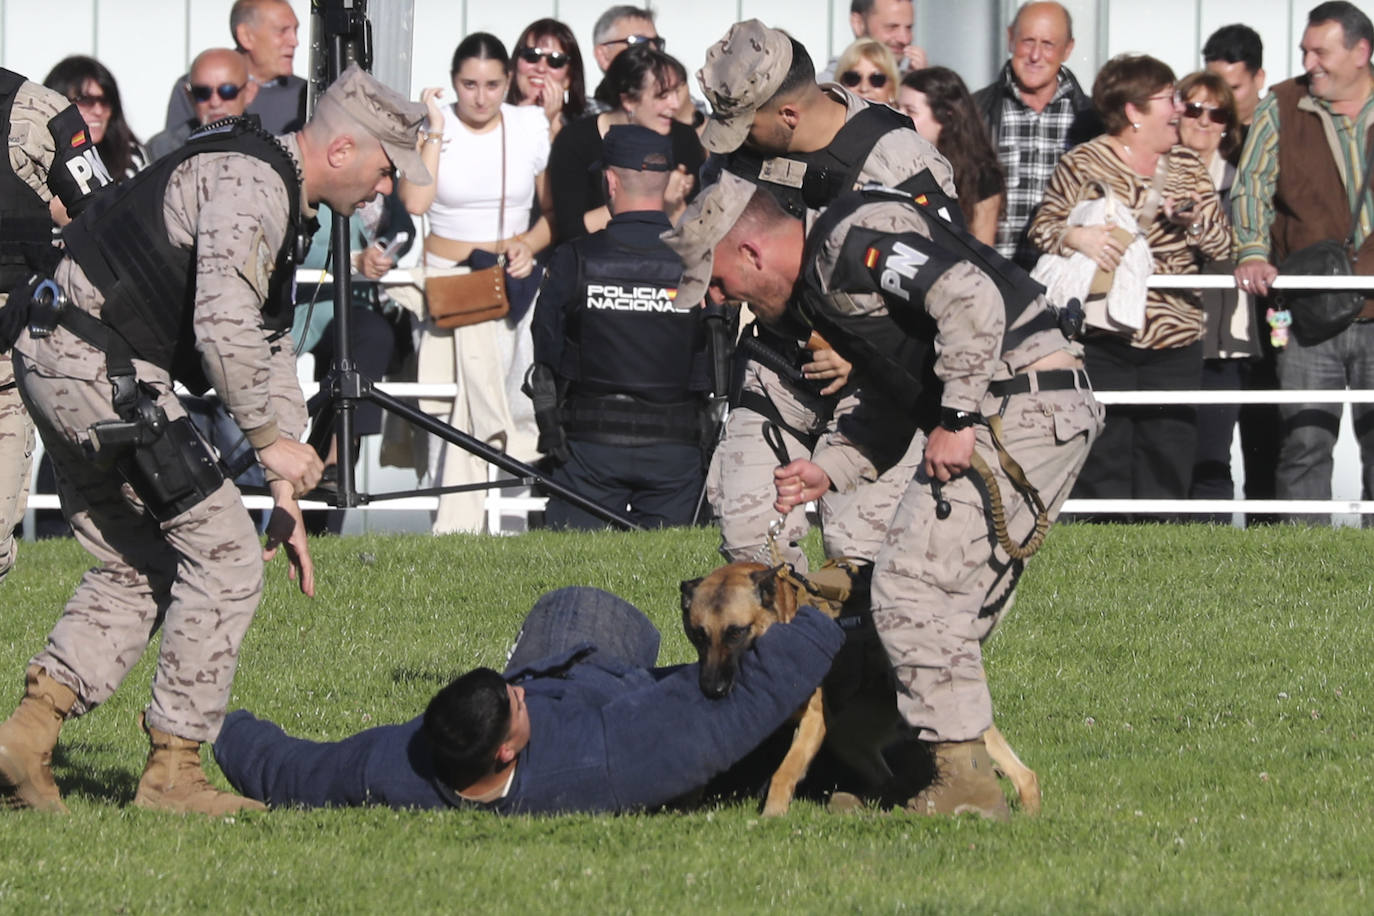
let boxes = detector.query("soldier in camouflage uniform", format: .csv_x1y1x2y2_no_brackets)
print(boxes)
666,172,1103,820
0,65,429,815
0,72,115,585
694,21,958,570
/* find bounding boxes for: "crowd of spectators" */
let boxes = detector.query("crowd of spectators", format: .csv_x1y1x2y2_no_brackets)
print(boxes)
19,0,1374,531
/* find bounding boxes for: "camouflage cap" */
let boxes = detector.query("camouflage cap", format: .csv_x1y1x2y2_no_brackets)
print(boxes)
660,171,758,307
316,64,431,186
697,20,793,154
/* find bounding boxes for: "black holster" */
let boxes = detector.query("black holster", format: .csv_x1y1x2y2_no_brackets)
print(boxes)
89,390,225,522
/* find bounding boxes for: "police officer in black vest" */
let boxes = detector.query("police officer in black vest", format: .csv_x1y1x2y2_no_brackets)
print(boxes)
528,125,710,530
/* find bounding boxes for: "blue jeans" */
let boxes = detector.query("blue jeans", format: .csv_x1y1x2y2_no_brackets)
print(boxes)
1275,320,1374,522
504,586,660,674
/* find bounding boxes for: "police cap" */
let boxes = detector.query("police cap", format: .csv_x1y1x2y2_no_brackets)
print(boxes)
316,64,432,186
603,124,674,172
660,171,757,307
697,20,793,155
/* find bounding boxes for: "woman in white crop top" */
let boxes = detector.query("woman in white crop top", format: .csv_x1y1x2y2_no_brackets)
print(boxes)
398,33,553,534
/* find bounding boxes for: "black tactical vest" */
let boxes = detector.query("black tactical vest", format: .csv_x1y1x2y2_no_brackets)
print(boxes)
0,70,97,287
795,188,1062,429
60,116,305,393
560,226,708,403
716,101,960,223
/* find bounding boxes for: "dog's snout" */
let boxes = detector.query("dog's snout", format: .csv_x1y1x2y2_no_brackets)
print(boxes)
699,668,736,700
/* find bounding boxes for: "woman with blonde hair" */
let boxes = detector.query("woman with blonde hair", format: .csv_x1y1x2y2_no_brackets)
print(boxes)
833,38,898,105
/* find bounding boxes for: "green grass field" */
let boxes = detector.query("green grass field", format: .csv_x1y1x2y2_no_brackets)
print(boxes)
1,523,1371,914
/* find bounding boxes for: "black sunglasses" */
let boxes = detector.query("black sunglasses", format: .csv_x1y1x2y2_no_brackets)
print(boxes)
187,82,246,103
517,47,570,68
600,34,665,51
70,92,109,108
840,70,888,90
1182,101,1231,125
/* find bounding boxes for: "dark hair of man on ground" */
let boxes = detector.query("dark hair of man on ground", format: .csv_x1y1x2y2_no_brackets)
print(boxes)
451,31,510,77
424,668,512,791
1201,23,1263,73
1309,1,1374,48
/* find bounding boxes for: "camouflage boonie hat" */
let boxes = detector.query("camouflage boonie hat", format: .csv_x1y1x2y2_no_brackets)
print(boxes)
698,20,794,154
661,171,758,308
317,64,431,186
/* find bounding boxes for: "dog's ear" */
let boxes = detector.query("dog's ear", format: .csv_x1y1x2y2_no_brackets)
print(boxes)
750,564,784,612
680,577,703,614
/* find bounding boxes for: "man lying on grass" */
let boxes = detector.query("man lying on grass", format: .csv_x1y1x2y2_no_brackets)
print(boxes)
213,586,842,813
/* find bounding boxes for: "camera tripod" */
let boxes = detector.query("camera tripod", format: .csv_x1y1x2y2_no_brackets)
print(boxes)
302,0,637,530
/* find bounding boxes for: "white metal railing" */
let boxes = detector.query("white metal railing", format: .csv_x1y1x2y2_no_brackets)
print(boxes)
18,269,1374,527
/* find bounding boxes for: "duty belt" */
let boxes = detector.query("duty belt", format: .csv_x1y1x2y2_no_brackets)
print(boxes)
562,393,701,445
987,367,1090,398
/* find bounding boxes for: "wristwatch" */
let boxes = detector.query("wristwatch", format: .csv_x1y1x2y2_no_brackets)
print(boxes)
939,407,980,431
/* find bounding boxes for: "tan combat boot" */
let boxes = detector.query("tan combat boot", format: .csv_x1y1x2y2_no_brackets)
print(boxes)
904,738,1011,822
0,665,78,812
132,715,267,815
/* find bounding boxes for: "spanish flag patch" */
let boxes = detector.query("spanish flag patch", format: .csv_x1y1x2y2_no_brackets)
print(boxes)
665,288,677,300
864,247,881,269
913,194,929,206
71,130,87,148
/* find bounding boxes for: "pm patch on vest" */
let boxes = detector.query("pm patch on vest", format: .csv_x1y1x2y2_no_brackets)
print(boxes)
844,230,959,306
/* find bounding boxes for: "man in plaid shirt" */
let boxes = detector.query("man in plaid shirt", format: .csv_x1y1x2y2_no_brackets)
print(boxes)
973,1,1098,269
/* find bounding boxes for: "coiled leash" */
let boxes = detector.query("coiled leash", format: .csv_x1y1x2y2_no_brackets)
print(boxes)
966,414,1051,560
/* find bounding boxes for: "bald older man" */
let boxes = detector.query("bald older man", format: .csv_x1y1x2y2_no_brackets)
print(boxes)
973,1,1098,269
0,66,427,816
163,0,305,135
147,48,261,161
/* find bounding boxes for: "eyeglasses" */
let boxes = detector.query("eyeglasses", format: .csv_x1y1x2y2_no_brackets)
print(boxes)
517,47,570,69
187,82,246,103
1182,101,1231,125
70,92,110,109
840,70,888,90
599,34,665,51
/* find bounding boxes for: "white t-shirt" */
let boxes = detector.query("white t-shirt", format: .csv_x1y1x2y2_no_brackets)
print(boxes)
427,103,550,242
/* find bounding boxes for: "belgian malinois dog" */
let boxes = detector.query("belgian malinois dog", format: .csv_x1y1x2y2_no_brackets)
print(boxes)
681,561,1041,817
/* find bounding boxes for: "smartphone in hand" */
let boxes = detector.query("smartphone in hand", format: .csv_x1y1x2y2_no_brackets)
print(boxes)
375,230,410,261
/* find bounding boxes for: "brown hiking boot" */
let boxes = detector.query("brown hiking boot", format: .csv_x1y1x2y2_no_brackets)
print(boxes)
132,715,267,816
0,666,78,813
904,738,1011,822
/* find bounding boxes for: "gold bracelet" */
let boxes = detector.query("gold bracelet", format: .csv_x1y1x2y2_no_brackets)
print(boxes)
421,130,443,143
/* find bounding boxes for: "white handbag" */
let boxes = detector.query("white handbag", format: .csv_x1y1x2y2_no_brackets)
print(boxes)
1030,180,1153,333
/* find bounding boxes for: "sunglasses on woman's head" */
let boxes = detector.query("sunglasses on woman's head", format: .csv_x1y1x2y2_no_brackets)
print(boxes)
517,47,570,69
1181,101,1230,125
840,70,888,90
187,82,246,103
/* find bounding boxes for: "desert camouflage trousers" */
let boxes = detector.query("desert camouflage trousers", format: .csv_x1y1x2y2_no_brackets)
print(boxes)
13,353,263,743
872,383,1103,742
0,352,35,584
707,362,921,571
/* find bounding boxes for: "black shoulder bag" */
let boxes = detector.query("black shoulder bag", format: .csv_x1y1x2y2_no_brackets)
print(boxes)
1278,136,1374,345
